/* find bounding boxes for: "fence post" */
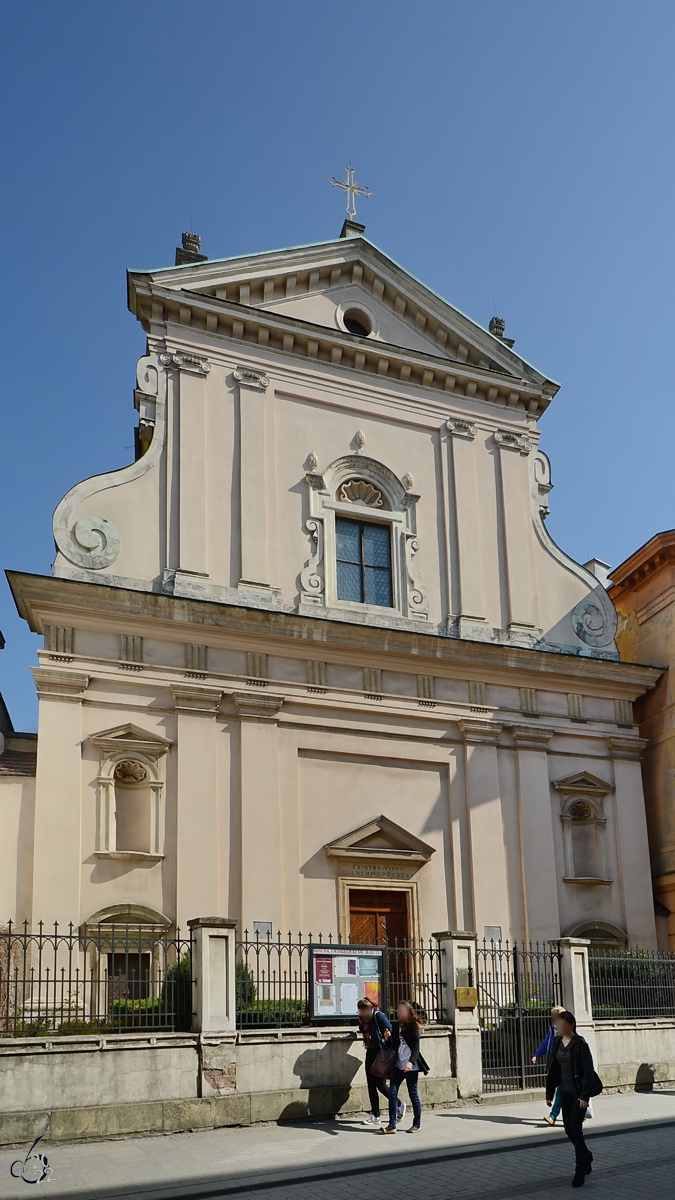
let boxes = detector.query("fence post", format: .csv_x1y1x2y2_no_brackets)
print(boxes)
557,937,597,1061
187,917,238,1032
433,930,482,1098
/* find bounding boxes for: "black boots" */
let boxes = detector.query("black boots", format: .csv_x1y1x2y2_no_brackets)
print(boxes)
571,1170,585,1187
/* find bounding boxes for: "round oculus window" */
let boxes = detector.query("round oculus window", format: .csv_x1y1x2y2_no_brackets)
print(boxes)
343,308,372,337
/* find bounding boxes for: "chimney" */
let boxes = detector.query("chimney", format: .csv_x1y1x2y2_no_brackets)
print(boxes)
175,232,208,266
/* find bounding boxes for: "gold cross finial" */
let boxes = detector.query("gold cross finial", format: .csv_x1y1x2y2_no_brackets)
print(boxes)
329,165,372,221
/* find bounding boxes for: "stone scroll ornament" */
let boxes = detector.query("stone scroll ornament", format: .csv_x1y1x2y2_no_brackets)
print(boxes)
571,591,618,648
52,354,167,572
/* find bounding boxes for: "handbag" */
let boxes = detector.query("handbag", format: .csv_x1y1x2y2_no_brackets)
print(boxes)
368,1011,396,1079
369,1045,397,1078
588,1070,603,1097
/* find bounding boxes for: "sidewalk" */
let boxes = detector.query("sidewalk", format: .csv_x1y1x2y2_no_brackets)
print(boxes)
2,1090,675,1199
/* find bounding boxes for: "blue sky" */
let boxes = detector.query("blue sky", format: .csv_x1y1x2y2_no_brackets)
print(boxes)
1,1,674,730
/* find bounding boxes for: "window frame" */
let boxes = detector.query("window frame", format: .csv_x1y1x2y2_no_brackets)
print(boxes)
335,515,393,609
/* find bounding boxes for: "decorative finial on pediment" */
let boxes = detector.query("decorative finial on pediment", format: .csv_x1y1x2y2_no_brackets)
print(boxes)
402,473,414,492
305,452,318,472
175,232,208,266
489,315,515,348
353,429,366,452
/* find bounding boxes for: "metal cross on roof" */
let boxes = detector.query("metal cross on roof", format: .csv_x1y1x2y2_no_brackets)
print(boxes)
329,165,372,221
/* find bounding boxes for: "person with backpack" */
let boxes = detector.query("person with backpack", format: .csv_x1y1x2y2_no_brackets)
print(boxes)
545,1009,603,1188
532,1004,565,1124
380,1002,429,1134
357,998,405,1126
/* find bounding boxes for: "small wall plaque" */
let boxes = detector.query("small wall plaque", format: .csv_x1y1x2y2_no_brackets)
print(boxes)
456,986,478,1010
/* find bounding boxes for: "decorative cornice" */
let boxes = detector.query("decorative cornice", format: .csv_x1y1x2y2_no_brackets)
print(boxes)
158,351,211,374
509,724,554,750
233,366,269,391
130,278,551,416
459,718,503,745
170,683,223,715
31,667,90,701
494,430,532,454
608,531,675,600
232,692,284,721
446,418,477,440
605,735,648,761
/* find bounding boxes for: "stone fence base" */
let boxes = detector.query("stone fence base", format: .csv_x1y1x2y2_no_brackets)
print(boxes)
0,1025,456,1147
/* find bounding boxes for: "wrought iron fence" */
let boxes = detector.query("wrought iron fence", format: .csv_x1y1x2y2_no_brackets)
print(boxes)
589,948,675,1019
0,921,192,1036
236,930,445,1028
476,939,563,1093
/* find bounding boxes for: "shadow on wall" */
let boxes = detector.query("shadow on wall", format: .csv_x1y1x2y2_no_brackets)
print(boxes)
277,1039,363,1123
635,1063,655,1092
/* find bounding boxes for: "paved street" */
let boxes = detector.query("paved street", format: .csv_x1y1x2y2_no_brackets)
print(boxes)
2,1091,675,1199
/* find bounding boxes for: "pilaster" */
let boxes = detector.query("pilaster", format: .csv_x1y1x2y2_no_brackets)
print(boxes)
233,693,285,929
30,668,90,923
494,430,540,641
235,367,276,600
167,353,211,578
459,719,509,937
605,735,656,948
446,419,489,640
510,725,560,943
171,684,223,927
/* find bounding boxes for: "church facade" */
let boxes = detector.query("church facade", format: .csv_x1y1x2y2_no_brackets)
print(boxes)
3,224,661,949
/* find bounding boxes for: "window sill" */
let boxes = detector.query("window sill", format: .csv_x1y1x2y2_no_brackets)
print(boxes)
563,876,613,886
95,851,163,862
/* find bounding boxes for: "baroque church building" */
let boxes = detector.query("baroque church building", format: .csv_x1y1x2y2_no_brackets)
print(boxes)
2,222,661,949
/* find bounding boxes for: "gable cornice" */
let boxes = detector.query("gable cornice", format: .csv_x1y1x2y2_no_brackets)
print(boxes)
128,236,557,397
130,280,553,417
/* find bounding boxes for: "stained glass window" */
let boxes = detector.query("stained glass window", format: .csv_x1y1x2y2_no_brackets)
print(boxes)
336,517,392,607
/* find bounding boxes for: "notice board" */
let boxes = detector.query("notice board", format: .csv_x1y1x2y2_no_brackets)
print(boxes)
308,945,386,1021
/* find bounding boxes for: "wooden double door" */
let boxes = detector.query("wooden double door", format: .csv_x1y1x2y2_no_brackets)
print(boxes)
349,889,410,946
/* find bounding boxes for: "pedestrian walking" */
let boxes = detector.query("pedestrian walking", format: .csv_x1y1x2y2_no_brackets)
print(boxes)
381,1002,429,1135
357,998,405,1126
532,1004,565,1124
545,1009,603,1188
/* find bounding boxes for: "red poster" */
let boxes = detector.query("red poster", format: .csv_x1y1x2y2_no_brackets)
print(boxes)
315,957,333,983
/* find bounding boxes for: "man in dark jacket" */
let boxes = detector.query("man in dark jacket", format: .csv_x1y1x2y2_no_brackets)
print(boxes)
545,1010,600,1187
357,999,405,1125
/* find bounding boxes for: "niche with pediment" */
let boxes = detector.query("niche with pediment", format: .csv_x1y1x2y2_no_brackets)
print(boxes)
553,772,612,884
89,723,172,861
299,453,429,622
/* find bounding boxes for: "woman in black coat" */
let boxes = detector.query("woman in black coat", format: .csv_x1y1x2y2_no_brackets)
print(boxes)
545,1010,601,1187
381,1002,429,1134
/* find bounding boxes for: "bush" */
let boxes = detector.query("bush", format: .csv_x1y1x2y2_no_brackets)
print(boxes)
160,951,193,1030
236,959,256,1007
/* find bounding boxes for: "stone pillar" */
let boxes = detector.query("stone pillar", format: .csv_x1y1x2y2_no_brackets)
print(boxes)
446,419,490,641
459,720,510,937
234,693,285,930
494,430,539,642
187,916,237,1032
606,735,657,948
434,930,482,1097
30,667,90,924
510,725,560,944
557,937,596,1061
171,684,223,929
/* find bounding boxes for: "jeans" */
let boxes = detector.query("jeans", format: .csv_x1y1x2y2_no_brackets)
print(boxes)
388,1068,422,1128
560,1091,592,1169
549,1086,562,1120
365,1048,391,1117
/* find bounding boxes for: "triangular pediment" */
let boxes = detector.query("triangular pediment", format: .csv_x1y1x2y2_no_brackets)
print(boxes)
89,722,172,756
325,815,435,863
130,235,554,391
552,771,612,796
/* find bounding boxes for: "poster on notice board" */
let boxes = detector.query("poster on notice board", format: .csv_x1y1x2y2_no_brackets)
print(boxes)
308,945,386,1021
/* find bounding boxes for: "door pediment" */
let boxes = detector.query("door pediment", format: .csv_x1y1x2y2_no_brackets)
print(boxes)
551,771,612,797
325,815,435,864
